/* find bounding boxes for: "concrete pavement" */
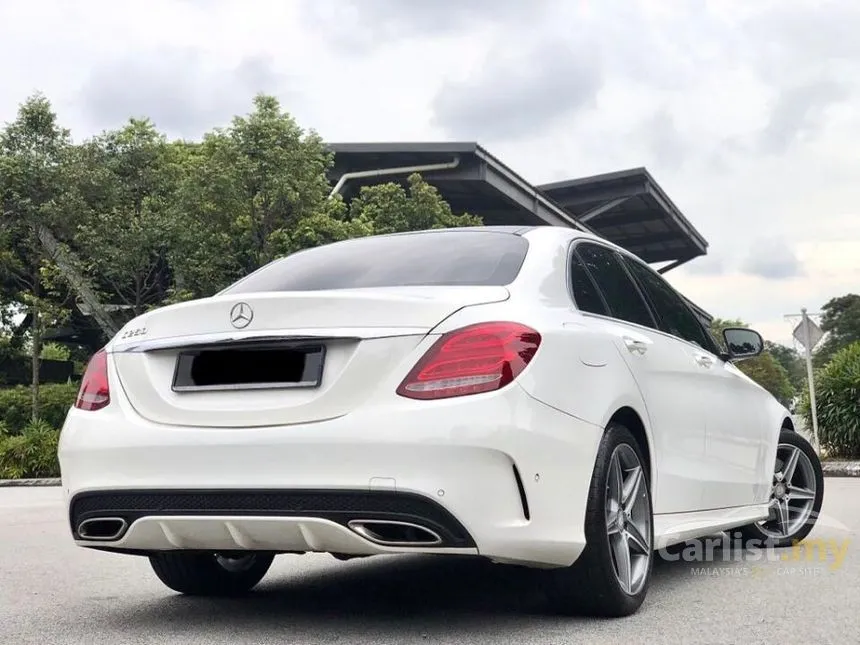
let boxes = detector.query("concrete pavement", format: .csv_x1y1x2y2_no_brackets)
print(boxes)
2,482,858,644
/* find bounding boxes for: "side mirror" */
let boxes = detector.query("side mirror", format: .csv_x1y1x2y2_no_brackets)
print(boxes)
722,327,764,361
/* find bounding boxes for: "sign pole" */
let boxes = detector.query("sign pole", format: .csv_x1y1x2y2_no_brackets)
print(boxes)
800,308,821,454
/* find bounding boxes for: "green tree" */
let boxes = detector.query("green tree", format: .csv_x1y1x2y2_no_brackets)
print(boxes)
276,198,374,255
709,318,795,406
40,342,70,362
801,341,860,457
815,294,860,367
346,173,482,234
73,119,182,316
709,318,745,343
764,340,806,393
0,90,485,390
166,95,480,300
0,94,75,418
167,94,333,299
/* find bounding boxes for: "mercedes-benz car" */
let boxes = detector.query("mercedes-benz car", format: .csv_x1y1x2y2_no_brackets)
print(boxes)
58,225,824,617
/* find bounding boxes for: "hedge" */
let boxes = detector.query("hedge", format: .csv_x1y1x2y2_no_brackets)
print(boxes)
0,419,60,478
0,382,79,435
802,341,860,458
0,383,79,478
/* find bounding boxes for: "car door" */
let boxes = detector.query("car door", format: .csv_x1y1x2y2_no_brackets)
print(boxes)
572,242,709,514
620,256,768,510
694,343,776,509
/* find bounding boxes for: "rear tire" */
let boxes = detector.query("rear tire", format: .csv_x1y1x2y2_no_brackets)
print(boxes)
739,429,824,548
149,551,274,596
544,422,653,617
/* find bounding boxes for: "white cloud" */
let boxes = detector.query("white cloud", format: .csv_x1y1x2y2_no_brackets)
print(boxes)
1,0,858,343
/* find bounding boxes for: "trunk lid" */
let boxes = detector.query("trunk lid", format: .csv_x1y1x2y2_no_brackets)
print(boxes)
110,286,509,427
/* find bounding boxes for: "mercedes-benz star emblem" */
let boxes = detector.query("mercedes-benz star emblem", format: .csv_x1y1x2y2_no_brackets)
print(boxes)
229,302,254,329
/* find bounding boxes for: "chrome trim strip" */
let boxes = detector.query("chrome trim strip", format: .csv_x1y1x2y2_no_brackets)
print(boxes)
111,327,427,353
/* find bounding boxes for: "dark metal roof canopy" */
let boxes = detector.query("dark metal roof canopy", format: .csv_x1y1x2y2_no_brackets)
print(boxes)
328,143,708,269
328,142,587,231
537,168,708,271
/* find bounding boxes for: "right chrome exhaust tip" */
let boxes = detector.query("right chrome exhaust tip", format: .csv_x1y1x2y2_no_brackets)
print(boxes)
348,520,443,547
77,517,128,541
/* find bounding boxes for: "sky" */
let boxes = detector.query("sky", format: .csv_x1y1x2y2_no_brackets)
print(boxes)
1,0,858,346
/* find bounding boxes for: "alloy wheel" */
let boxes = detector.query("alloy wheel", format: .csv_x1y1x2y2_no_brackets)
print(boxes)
757,442,818,540
605,444,652,595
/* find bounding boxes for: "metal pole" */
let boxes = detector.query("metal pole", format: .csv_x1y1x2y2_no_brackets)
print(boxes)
801,308,821,453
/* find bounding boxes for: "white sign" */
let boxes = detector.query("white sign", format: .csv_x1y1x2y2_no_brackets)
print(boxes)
793,317,824,350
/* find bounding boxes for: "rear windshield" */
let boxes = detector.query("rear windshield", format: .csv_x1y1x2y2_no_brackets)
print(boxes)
222,230,529,293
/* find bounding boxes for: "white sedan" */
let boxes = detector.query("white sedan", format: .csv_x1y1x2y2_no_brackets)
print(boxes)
58,225,824,616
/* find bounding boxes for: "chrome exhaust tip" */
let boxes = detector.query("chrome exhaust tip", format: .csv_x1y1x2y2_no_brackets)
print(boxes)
77,517,128,541
348,520,443,547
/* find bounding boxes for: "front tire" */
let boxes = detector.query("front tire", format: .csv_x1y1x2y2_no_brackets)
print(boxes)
149,551,275,596
739,429,824,548
544,422,653,617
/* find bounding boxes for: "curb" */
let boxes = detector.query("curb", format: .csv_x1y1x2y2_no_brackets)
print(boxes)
822,462,860,477
0,478,62,487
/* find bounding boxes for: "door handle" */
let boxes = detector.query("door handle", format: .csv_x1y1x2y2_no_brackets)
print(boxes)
694,353,714,368
623,336,649,355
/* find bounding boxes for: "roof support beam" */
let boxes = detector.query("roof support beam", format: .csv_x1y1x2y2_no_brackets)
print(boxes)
605,231,686,247
578,196,632,223
479,156,597,233
658,256,694,274
570,210,664,228
545,185,646,210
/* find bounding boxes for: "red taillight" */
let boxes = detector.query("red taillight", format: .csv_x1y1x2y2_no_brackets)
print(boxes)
396,322,541,400
74,349,110,411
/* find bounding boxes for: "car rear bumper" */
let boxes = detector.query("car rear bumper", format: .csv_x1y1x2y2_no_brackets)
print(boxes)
58,384,604,567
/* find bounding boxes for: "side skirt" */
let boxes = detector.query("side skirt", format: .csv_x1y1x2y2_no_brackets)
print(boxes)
653,503,770,550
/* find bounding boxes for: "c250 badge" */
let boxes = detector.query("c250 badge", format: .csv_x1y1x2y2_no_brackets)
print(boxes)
120,326,148,339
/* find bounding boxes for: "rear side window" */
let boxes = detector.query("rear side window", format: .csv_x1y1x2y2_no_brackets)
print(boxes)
622,257,714,349
222,230,529,293
575,243,655,328
569,251,609,316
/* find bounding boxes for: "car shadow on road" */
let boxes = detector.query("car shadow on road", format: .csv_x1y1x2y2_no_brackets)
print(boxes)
105,540,759,638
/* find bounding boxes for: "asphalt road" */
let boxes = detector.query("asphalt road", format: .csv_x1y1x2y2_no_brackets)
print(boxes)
2,482,858,645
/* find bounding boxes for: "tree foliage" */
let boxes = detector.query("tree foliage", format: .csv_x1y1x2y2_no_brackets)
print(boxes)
73,119,181,315
764,340,806,393
815,294,860,367
165,95,336,299
0,418,59,478
0,92,482,422
0,94,76,418
709,318,795,407
801,342,860,458
347,173,482,234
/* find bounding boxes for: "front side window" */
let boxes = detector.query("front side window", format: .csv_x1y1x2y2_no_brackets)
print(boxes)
622,256,713,349
575,243,655,328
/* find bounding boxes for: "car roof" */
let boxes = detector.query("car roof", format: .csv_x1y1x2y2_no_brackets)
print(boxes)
374,225,537,237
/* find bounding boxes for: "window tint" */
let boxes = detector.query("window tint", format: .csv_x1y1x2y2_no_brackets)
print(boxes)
222,231,529,293
569,251,608,315
576,243,655,328
622,257,712,348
